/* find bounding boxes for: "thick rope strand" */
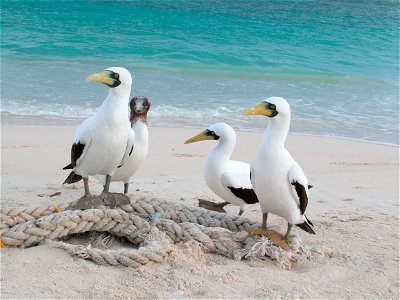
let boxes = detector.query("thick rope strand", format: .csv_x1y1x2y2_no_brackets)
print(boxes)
0,199,311,269
0,198,260,234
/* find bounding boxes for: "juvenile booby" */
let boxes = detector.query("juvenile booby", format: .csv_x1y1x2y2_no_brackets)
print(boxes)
98,96,150,194
184,123,258,215
63,67,134,203
244,97,315,244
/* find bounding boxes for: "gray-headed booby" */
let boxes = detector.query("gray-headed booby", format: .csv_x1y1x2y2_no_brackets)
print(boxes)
63,67,134,203
184,123,258,215
243,97,315,245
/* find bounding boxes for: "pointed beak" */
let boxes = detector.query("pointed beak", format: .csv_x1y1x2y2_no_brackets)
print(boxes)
243,102,277,117
184,130,213,144
86,70,114,86
243,102,268,116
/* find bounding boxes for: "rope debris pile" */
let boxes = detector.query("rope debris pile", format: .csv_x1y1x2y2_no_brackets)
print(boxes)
0,197,311,269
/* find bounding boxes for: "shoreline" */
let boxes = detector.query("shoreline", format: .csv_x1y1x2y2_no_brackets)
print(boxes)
1,112,399,147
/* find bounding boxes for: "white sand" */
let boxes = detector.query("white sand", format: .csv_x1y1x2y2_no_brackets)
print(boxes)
1,124,399,299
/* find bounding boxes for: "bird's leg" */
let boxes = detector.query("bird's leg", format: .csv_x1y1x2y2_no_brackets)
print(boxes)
73,177,104,209
124,183,129,194
238,207,244,216
284,223,293,242
246,212,269,236
102,174,111,194
100,174,130,208
83,177,91,197
261,213,268,229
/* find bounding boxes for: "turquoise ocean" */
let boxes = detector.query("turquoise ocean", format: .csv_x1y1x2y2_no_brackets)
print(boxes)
1,0,399,144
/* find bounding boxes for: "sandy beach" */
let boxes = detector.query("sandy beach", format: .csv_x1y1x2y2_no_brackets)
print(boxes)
2,0,398,298
0,123,398,299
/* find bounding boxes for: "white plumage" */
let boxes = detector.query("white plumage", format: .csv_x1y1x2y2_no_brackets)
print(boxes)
64,67,134,198
185,123,258,215
98,96,150,194
244,97,314,240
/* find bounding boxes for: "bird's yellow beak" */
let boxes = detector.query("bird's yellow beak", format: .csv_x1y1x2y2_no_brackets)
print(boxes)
243,102,275,117
243,102,268,116
86,70,114,86
184,130,214,144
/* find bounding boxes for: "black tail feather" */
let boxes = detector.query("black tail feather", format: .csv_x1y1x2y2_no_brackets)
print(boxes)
63,171,82,184
296,218,316,235
198,199,227,213
63,163,73,170
304,215,314,226
214,201,230,208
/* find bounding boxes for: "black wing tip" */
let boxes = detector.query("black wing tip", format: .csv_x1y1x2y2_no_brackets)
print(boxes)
63,163,73,170
292,182,313,190
291,181,309,215
227,186,259,204
63,171,82,184
296,220,316,235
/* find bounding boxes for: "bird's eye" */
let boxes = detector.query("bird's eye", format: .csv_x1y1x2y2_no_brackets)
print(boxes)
270,104,276,109
210,131,215,136
114,73,119,79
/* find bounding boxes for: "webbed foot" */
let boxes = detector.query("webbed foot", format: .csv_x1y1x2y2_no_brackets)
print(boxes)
100,192,130,208
72,195,104,209
246,228,290,250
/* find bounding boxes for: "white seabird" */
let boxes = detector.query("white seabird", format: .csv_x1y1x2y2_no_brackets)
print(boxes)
98,96,150,194
63,67,134,201
184,123,258,215
243,97,315,243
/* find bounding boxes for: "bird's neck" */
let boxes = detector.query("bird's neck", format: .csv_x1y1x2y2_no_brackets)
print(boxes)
132,121,148,144
261,115,290,150
209,136,235,164
98,86,131,120
110,84,131,99
130,110,148,125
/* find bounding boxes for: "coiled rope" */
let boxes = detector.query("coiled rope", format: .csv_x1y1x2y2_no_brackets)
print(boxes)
0,197,310,269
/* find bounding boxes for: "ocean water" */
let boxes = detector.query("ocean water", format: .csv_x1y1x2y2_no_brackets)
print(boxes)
1,0,399,144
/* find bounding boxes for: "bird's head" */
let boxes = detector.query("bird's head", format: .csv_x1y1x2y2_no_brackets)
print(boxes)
129,96,151,124
86,67,132,88
243,97,290,120
184,123,235,144
130,96,151,115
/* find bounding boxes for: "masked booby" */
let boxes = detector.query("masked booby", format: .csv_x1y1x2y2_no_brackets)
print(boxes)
243,97,315,244
63,67,134,203
184,123,258,215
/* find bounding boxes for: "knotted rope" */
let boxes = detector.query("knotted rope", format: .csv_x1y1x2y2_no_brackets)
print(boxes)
0,198,311,269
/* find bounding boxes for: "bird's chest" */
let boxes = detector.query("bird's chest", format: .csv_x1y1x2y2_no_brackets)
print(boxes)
92,121,129,148
253,152,291,197
204,159,224,189
85,124,130,172
203,159,233,198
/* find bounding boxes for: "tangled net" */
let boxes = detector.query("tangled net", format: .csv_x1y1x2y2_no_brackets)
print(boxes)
0,197,311,269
